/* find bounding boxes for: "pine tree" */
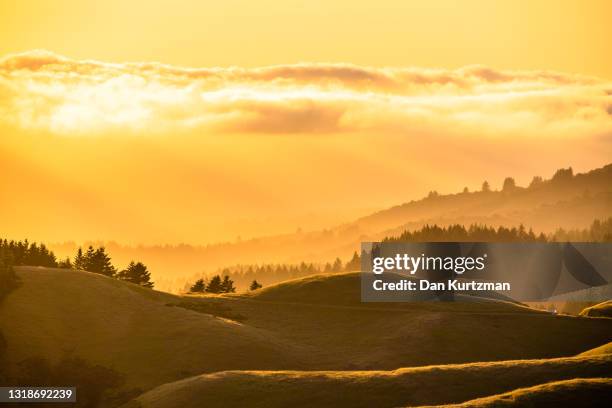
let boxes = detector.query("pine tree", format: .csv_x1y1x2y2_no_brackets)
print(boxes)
190,278,206,292
74,247,85,270
344,251,361,271
502,177,516,191
206,275,223,293
117,261,153,288
83,246,116,276
221,275,236,293
249,280,262,291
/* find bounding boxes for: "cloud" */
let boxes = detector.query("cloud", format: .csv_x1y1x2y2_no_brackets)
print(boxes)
0,50,610,136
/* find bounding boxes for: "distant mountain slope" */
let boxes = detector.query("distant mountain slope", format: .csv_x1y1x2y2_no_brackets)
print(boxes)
127,355,612,408
354,163,612,235
51,163,611,291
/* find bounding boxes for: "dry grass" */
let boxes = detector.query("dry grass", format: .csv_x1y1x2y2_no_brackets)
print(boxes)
2,267,611,407
579,341,612,357
418,377,612,407
129,355,612,408
580,300,612,318
0,267,301,391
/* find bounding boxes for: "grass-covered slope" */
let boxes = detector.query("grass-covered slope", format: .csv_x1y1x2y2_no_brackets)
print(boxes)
128,355,612,408
2,268,610,405
420,378,612,407
0,267,301,391
580,300,612,318
579,341,612,357
226,272,612,368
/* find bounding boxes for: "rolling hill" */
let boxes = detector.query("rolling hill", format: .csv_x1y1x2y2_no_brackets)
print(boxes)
1,267,610,407
127,355,612,408
0,267,302,393
417,378,612,408
580,300,612,318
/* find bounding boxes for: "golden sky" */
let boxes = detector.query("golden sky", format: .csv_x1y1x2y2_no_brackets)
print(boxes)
0,1,611,245
1,0,611,78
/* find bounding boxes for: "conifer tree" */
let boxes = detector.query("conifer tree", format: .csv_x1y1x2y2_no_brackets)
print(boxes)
74,247,85,270
117,261,153,288
190,278,206,292
249,280,262,291
206,275,223,293
221,275,236,293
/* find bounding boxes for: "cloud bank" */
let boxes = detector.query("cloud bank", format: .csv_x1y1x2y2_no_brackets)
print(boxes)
0,50,610,136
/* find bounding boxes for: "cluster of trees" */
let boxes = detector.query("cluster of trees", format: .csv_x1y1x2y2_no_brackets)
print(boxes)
457,167,576,196
384,224,548,243
385,219,612,243
0,238,154,289
190,274,236,293
69,246,154,288
0,239,57,268
187,252,363,293
552,218,612,242
1,238,59,302
71,247,115,276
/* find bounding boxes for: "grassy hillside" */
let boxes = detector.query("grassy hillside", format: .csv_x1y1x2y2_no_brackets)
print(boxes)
2,268,610,407
216,272,612,369
128,355,612,408
0,267,302,392
579,342,612,357
420,378,612,407
580,300,612,318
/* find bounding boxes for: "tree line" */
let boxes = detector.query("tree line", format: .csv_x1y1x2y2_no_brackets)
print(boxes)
383,224,548,242
0,238,154,289
383,218,612,243
551,218,612,242
187,252,362,293
189,274,237,293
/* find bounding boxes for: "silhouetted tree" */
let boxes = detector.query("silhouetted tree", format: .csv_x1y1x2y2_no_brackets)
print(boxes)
481,181,491,192
332,257,343,272
502,177,516,191
249,280,262,291
384,223,548,243
206,275,223,293
462,187,469,193
221,275,236,293
190,278,206,293
551,167,573,183
529,176,543,188
344,251,361,271
73,247,85,270
0,238,57,268
117,261,153,288
83,246,116,276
